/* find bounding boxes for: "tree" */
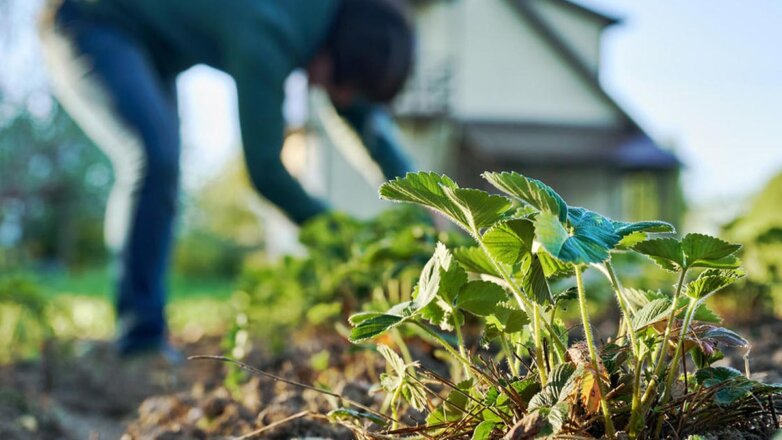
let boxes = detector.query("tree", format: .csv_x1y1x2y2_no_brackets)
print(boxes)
0,97,111,268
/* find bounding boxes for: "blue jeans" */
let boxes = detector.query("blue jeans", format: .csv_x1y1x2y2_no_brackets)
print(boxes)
43,1,180,353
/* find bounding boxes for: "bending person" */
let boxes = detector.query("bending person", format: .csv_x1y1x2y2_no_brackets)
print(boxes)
39,0,415,357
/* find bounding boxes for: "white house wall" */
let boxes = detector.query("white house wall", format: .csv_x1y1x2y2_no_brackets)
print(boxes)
398,119,457,173
297,0,630,223
526,167,620,217
414,1,458,60
317,119,456,220
453,0,622,125
527,0,604,73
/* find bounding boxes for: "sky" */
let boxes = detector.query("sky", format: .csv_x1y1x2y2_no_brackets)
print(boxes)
2,0,781,212
578,0,782,207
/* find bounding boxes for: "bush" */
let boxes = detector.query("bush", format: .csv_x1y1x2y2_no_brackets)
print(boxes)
172,230,246,279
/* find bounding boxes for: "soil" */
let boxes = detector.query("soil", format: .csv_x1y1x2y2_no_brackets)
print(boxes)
1,319,781,440
0,328,385,439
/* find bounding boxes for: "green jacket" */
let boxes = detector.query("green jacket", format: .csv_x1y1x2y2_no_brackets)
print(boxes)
76,0,413,223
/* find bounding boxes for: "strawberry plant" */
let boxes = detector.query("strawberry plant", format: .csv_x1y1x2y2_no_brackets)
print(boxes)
233,207,466,352
339,171,782,439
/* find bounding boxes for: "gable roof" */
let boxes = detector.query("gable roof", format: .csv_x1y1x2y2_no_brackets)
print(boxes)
461,121,680,170
551,0,621,27
510,0,638,131
454,0,681,169
507,0,680,169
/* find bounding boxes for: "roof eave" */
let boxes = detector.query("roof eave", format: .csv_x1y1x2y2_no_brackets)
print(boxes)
553,0,622,27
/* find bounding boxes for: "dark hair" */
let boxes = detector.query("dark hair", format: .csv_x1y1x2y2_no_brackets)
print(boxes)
327,0,415,103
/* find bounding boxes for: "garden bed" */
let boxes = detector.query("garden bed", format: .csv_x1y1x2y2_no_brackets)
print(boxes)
0,318,780,439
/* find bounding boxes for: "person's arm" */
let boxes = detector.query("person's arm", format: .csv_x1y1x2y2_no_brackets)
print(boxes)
336,102,413,180
234,68,329,225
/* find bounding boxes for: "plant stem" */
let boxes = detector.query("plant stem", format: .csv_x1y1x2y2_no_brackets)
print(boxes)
413,321,473,374
453,314,471,379
641,269,687,404
575,266,616,438
603,261,643,436
533,303,548,386
640,269,688,408
475,239,568,360
627,352,646,439
653,298,699,438
390,381,403,430
602,262,640,356
499,334,520,377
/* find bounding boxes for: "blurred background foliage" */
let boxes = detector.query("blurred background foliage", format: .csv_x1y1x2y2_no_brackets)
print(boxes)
0,100,259,362
232,207,466,353
718,173,782,320
0,99,109,270
173,158,264,279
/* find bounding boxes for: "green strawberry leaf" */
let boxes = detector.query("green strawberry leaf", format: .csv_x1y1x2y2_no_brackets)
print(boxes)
486,305,529,334
427,379,474,425
694,367,754,405
521,253,554,305
537,249,574,278
691,302,722,323
529,363,578,411
633,238,684,272
350,243,466,342
434,244,468,304
380,171,463,224
632,298,672,331
456,281,508,316
695,366,743,386
453,246,501,277
689,255,742,270
612,219,675,237
443,186,513,232
682,233,742,264
685,269,744,300
535,209,620,264
419,299,451,330
634,234,742,272
380,172,511,234
482,171,568,223
349,313,405,342
482,219,535,265
612,219,675,249
471,421,496,440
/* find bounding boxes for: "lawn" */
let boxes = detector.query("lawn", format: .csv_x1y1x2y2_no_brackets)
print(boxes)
0,265,237,362
31,265,236,301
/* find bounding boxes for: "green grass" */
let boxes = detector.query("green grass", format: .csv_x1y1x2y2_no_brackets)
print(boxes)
1,265,237,358
32,266,236,301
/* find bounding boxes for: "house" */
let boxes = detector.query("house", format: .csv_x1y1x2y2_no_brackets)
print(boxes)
270,0,681,252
